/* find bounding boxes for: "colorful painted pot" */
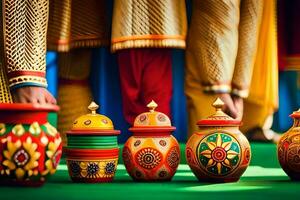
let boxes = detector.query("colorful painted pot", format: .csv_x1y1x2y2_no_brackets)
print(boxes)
278,109,300,180
0,103,62,186
186,98,251,182
123,100,180,181
65,102,120,183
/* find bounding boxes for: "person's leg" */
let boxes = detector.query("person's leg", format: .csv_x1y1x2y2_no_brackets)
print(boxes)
242,0,279,142
185,0,240,137
57,49,93,145
117,49,145,125
141,49,172,117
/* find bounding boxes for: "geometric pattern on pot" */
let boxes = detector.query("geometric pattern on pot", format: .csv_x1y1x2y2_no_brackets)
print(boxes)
286,143,300,173
135,148,162,170
197,132,241,176
67,159,117,179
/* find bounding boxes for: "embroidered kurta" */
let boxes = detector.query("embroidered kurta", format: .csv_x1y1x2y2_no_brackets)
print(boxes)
111,0,187,52
186,0,263,98
47,0,110,52
0,0,48,100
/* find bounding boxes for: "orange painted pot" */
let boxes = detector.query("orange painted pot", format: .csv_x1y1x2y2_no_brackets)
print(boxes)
278,109,300,180
0,103,62,186
123,101,180,181
186,98,251,182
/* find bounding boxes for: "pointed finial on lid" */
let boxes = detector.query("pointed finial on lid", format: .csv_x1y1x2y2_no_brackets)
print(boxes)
147,100,158,113
88,101,99,115
212,98,224,111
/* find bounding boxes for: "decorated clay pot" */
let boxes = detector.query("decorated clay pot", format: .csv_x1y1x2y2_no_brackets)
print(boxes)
186,98,251,182
123,100,180,181
65,102,120,183
0,103,62,186
278,109,300,180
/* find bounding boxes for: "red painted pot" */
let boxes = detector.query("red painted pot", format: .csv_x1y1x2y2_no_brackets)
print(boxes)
0,103,62,186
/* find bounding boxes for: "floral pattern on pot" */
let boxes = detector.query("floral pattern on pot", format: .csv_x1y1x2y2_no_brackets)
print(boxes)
197,132,241,176
2,137,40,179
0,122,62,184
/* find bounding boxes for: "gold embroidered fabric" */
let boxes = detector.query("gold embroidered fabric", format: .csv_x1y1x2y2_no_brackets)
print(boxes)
186,0,263,98
111,0,187,52
48,0,110,52
0,1,12,102
185,0,277,135
58,83,92,146
57,49,92,146
2,0,48,89
186,0,240,89
232,0,263,96
0,64,12,103
58,49,92,80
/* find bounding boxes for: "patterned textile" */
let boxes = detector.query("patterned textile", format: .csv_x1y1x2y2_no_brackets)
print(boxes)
0,0,12,103
186,0,240,93
58,82,92,146
0,64,12,103
187,0,263,97
58,50,92,80
185,0,277,136
1,0,48,90
232,0,263,97
57,49,93,146
48,0,110,52
111,0,187,52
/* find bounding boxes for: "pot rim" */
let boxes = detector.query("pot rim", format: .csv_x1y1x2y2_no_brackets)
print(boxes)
197,119,241,127
0,103,59,112
66,129,120,136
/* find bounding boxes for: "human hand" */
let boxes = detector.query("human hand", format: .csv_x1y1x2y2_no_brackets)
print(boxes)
217,93,238,119
12,86,57,105
232,95,244,121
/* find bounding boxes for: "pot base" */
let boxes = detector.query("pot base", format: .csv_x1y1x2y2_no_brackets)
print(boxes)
70,177,114,183
196,177,240,183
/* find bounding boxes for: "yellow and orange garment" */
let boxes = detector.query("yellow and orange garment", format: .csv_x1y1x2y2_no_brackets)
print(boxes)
185,0,278,135
47,0,110,145
47,0,110,52
111,0,187,52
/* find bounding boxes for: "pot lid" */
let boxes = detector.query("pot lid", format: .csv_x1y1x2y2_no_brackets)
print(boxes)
130,100,175,131
290,109,300,118
197,98,241,127
68,102,120,135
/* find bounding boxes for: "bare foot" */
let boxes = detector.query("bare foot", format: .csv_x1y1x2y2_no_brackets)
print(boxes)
232,96,244,121
218,93,238,119
12,86,57,105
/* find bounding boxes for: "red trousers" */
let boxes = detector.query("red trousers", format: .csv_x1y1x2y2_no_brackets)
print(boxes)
117,48,172,125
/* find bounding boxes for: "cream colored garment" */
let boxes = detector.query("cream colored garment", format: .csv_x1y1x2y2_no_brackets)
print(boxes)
185,0,278,136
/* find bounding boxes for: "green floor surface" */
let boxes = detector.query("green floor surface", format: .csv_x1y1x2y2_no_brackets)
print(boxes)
0,143,298,200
